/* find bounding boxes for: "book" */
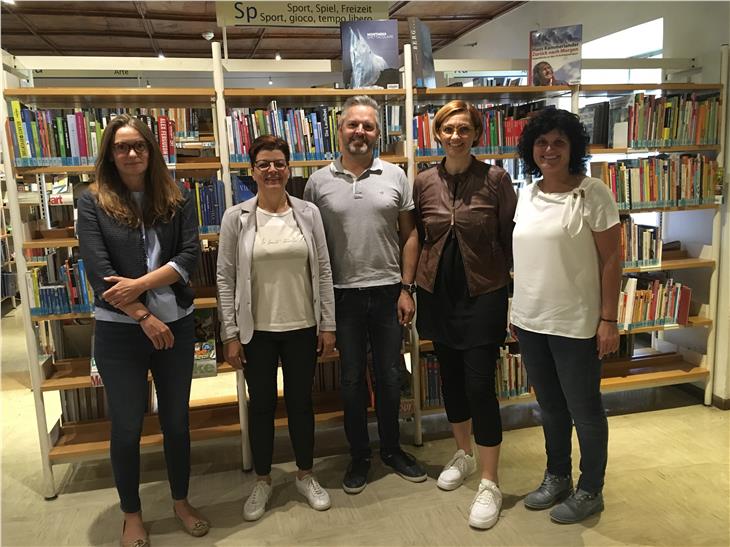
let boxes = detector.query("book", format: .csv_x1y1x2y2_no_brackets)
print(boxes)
528,24,583,85
193,309,218,378
408,17,436,88
340,20,400,89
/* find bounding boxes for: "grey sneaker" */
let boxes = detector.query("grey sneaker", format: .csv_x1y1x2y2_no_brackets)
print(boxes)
524,471,573,510
550,489,604,524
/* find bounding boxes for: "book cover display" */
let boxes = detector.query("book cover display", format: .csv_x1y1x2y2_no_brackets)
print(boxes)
341,20,400,89
528,24,583,86
408,17,436,88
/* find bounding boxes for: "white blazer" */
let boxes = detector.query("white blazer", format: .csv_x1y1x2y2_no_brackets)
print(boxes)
216,194,336,344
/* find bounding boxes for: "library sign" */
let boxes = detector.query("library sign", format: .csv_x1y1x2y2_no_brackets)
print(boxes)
216,1,389,27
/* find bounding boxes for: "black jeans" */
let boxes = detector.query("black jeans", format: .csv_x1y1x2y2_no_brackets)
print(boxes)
432,342,502,447
243,327,317,476
515,326,608,493
335,284,403,459
94,314,195,514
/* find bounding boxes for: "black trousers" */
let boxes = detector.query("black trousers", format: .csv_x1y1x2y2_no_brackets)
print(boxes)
94,314,195,514
243,327,317,476
433,341,503,447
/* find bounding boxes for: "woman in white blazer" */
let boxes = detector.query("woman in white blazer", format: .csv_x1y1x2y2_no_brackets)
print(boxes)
217,135,335,522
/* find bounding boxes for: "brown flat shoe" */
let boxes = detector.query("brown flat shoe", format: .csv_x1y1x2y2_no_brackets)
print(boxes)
120,520,150,547
173,506,210,538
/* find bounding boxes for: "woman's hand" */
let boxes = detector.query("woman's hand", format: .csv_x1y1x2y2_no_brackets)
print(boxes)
140,314,174,350
103,276,145,307
596,320,619,359
508,323,519,341
224,339,246,370
317,330,336,357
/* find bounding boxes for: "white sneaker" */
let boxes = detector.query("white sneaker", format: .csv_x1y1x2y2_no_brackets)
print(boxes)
468,478,502,529
296,474,331,511
437,449,477,491
243,480,272,521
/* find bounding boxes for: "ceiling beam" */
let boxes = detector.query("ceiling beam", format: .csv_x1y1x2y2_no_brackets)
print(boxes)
1,4,65,55
0,6,217,23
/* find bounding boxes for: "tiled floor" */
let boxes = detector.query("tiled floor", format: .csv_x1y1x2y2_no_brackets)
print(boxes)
2,307,729,546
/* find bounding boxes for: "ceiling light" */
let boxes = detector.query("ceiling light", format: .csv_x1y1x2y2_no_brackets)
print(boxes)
158,52,165,59
2,0,17,5
202,31,215,41
275,52,282,61
268,76,273,86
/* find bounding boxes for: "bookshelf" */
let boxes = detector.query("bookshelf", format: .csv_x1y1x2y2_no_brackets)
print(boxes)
2,43,725,497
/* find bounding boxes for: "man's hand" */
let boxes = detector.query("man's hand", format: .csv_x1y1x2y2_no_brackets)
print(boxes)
103,276,145,307
397,291,415,326
317,331,336,357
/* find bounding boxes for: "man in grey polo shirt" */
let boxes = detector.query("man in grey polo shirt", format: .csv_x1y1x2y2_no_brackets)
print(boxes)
304,95,426,494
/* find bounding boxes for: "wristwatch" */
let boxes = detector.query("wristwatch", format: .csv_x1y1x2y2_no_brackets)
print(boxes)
401,283,417,295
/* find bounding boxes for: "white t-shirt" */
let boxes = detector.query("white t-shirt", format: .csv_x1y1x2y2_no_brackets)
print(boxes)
251,208,316,332
510,176,620,339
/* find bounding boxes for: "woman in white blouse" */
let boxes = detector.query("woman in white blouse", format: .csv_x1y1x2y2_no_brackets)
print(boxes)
217,135,336,521
511,108,621,524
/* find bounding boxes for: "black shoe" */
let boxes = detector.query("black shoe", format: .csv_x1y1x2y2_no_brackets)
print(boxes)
381,450,427,483
343,458,371,494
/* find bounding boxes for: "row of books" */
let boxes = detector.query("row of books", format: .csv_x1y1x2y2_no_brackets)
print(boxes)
413,101,545,156
26,256,94,315
226,103,400,163
618,274,692,330
179,177,226,233
620,217,662,268
420,349,529,409
7,104,210,167
627,92,721,148
59,382,156,423
592,153,720,209
1,271,18,298
190,244,218,290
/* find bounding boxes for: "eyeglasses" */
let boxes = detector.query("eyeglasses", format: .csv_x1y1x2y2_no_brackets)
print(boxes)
112,141,148,155
440,125,475,137
254,160,288,171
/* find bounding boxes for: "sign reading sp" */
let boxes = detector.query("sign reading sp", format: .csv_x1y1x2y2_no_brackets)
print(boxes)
216,1,390,28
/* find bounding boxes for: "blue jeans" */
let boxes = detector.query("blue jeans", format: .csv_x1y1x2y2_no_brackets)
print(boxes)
335,284,403,459
94,314,195,513
515,326,608,494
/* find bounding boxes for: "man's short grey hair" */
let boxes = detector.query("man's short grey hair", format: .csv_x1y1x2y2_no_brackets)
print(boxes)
338,95,381,133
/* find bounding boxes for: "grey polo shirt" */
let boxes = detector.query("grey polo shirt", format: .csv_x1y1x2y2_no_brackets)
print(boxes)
304,156,414,288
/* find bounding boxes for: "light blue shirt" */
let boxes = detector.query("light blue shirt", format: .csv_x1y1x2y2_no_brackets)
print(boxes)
95,192,194,324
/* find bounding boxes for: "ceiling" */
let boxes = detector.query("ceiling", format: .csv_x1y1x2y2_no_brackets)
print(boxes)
1,1,524,60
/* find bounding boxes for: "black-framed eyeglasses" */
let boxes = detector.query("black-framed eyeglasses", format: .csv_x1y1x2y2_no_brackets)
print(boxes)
112,141,148,155
254,160,288,171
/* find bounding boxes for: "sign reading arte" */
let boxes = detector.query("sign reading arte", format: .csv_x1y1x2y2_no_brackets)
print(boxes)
216,1,390,28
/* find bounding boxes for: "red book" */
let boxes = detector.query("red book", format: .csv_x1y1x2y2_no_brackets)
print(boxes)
158,115,169,162
676,285,692,325
75,111,88,159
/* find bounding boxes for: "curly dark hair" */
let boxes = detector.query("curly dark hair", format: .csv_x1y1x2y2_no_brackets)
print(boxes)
517,108,590,176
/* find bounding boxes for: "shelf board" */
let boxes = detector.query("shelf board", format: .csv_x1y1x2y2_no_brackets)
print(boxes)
42,357,235,392
579,83,723,96
416,152,518,162
224,87,405,107
619,315,712,335
590,145,720,154
14,161,221,176
416,85,572,100
49,402,240,463
30,297,221,322
623,203,718,214
25,260,47,267
622,257,715,274
4,87,216,108
23,232,217,250
229,155,408,169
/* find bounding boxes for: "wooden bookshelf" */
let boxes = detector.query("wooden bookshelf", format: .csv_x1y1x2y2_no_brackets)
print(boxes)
579,83,723,96
620,315,712,335
229,156,408,169
623,203,719,214
48,402,240,463
23,232,220,250
590,145,720,154
416,152,519,162
415,85,572,100
622,257,715,274
224,87,406,107
4,87,216,108
14,161,222,176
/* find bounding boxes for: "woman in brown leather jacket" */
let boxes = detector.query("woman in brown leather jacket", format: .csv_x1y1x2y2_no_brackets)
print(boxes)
413,100,517,530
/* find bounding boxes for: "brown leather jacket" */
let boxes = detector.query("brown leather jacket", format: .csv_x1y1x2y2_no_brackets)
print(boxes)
414,158,517,296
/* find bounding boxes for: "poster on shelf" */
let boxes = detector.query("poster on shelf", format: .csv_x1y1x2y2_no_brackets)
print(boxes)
408,17,436,89
528,24,583,86
341,20,400,89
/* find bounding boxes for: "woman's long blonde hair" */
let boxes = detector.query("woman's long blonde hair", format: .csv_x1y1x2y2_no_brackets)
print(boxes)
93,114,182,227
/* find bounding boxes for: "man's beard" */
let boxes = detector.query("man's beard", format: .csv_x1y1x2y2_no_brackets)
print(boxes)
347,137,372,155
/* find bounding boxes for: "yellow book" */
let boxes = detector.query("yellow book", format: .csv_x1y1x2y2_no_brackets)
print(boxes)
195,181,203,227
10,100,30,158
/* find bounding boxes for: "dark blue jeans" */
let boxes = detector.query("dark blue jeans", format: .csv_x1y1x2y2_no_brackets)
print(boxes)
95,314,195,513
515,326,608,494
335,284,403,460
